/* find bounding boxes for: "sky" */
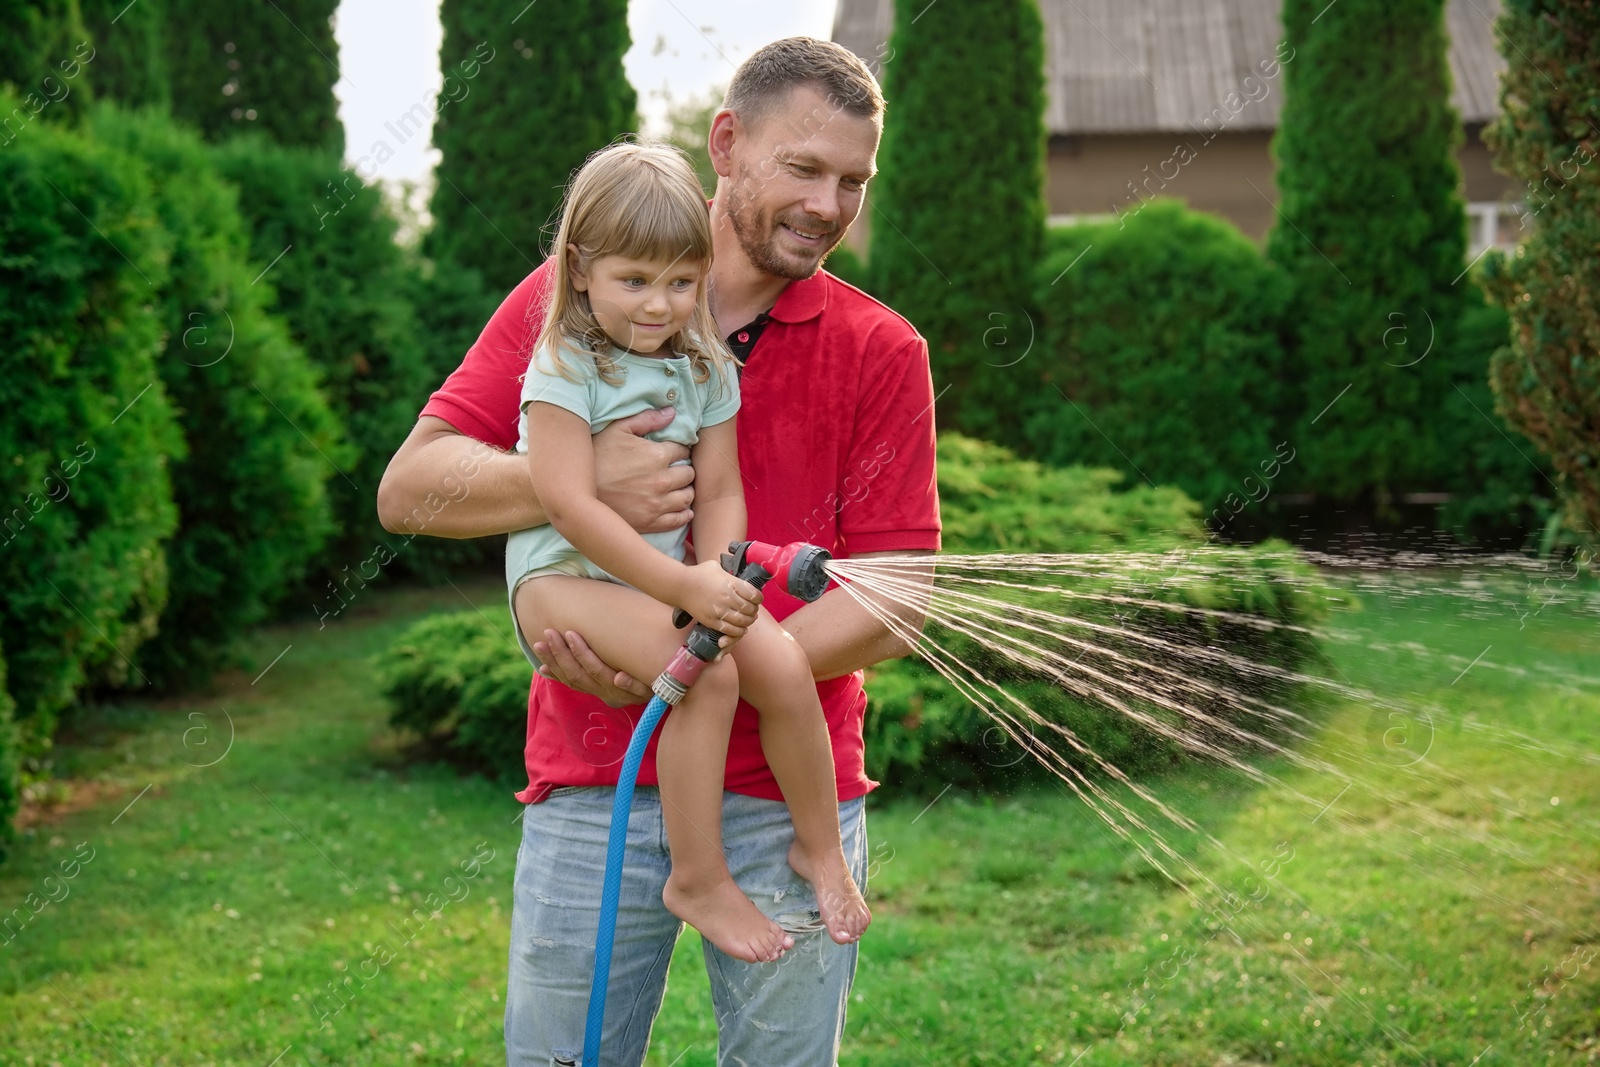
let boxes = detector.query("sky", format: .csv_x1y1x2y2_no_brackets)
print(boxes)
332,0,840,190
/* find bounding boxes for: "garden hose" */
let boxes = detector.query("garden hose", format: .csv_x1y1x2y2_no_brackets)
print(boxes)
581,541,832,1067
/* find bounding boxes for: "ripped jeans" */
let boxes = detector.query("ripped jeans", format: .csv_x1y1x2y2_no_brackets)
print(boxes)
504,786,867,1067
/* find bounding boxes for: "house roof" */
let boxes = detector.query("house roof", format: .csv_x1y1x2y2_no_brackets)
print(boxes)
832,0,1506,135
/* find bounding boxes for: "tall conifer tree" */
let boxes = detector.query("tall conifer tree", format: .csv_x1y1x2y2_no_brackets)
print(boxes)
867,0,1047,436
427,0,635,295
1267,0,1468,502
162,0,342,152
1481,0,1600,544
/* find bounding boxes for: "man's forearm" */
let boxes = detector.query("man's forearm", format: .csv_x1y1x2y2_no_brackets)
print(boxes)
377,417,548,539
783,551,934,681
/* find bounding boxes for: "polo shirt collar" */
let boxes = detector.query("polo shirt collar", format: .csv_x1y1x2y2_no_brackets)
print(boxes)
768,269,828,324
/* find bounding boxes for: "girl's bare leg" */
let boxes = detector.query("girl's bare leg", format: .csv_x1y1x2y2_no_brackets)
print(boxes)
514,576,792,964
729,611,872,944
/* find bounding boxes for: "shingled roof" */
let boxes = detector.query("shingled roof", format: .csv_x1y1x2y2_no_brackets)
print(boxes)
832,0,1507,135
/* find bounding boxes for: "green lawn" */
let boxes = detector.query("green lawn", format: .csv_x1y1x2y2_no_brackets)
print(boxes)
1,572,1596,1065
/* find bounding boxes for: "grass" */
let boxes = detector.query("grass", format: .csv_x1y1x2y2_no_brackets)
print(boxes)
1,571,1596,1065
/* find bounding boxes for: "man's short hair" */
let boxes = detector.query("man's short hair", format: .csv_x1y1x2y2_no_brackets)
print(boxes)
723,37,884,133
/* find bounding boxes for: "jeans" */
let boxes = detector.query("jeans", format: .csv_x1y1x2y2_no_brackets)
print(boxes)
504,786,868,1067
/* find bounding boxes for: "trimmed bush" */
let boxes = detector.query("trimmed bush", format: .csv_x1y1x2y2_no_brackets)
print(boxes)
378,434,1327,794
1019,203,1292,512
936,432,1204,552
377,613,533,784
1481,0,1600,545
427,0,635,295
868,0,1047,436
207,135,491,589
163,0,342,152
0,94,180,743
87,105,343,688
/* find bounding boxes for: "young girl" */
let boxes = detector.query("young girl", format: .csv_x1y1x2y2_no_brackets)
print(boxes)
507,142,871,964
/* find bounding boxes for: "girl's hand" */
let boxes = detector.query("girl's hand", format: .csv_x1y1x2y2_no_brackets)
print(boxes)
677,559,761,645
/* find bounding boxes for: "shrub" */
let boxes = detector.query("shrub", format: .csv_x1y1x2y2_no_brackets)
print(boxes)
87,105,343,688
377,613,532,784
861,435,1329,793
208,135,485,589
427,0,635,295
868,0,1047,436
936,433,1202,552
0,94,180,743
377,434,1328,795
1480,0,1600,546
1018,203,1292,512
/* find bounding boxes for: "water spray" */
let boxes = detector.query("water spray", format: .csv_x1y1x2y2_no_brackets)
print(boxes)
582,540,833,1067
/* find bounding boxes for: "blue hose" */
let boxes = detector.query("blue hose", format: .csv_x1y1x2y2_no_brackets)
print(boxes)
581,692,670,1067
578,554,783,1066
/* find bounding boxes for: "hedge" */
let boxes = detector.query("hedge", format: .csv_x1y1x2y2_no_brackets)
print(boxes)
1018,202,1292,513
379,434,1328,793
0,92,180,745
87,105,343,688
208,135,491,590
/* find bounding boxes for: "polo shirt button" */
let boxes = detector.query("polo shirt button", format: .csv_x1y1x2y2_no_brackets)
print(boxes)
666,389,678,402
737,332,749,343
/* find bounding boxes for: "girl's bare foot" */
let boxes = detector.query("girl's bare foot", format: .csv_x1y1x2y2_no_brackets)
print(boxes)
663,872,793,963
788,843,871,944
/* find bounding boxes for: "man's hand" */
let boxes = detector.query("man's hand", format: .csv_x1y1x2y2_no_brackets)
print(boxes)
595,408,695,533
532,629,653,708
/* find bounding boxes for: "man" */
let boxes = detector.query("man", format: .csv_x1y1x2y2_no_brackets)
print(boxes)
378,37,938,1067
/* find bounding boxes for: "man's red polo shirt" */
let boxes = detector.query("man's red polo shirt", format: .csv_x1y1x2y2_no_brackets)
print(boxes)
421,256,940,804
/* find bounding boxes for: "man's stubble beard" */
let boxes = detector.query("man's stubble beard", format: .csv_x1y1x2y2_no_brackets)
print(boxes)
725,162,845,281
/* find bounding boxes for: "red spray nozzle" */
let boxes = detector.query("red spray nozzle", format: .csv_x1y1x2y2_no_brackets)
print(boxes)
722,540,833,604
669,540,834,637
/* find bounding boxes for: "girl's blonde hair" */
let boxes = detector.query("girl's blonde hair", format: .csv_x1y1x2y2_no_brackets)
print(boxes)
538,141,734,387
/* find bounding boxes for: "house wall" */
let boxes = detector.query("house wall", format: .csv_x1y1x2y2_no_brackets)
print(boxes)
1043,124,1521,242
839,124,1521,258
1046,129,1279,237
